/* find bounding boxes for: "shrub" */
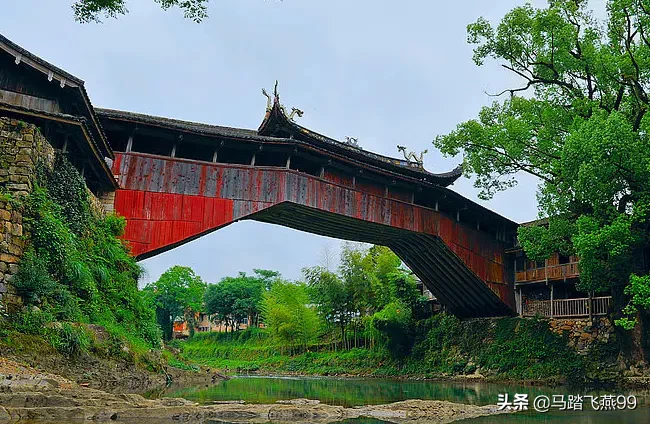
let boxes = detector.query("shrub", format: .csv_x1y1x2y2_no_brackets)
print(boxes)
50,323,90,357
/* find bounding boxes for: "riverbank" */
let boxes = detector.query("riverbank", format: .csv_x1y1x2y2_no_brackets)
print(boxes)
178,315,625,387
0,358,509,423
0,330,224,394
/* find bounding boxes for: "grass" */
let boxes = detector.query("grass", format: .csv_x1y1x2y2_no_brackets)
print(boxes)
178,314,612,385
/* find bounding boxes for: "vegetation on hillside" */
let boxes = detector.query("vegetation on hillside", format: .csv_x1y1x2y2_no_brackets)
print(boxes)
1,153,161,361
433,0,650,330
180,314,607,385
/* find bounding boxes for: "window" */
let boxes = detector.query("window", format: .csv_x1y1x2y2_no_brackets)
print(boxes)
559,255,570,265
515,255,527,271
536,260,545,269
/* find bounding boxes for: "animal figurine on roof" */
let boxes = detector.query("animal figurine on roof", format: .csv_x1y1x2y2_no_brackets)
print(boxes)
344,136,360,148
285,106,304,121
397,145,428,167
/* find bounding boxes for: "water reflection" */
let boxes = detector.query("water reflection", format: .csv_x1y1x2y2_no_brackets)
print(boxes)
160,375,650,423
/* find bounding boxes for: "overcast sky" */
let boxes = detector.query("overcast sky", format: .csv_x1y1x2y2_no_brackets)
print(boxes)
2,0,548,285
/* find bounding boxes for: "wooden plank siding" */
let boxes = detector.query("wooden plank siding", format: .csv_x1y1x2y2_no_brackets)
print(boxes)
113,152,516,318
515,252,580,283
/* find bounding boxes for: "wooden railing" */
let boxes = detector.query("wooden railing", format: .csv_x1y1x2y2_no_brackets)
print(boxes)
515,262,580,283
522,296,611,318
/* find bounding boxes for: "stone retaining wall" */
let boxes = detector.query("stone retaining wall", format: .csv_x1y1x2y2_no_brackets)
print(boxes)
0,118,56,313
0,117,111,313
547,317,614,353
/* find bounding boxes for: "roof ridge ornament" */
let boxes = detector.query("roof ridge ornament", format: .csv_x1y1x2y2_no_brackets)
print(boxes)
263,80,303,121
344,136,360,148
397,145,428,168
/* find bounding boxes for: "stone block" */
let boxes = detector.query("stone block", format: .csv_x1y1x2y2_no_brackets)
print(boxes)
8,264,18,274
0,210,10,221
11,212,21,224
0,262,7,272
0,253,19,264
10,224,22,236
7,244,21,256
9,166,31,176
14,151,32,160
6,183,29,192
9,174,30,184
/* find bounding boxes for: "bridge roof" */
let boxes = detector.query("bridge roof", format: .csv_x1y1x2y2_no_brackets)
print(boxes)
96,104,462,189
257,91,462,187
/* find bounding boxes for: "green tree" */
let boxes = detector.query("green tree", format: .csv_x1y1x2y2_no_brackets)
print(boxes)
72,0,209,23
143,266,206,340
304,244,421,350
433,0,650,329
303,265,352,348
204,271,265,332
370,300,412,358
260,281,320,349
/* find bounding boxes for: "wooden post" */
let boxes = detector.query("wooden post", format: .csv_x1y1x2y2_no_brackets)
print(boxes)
352,176,356,189
410,192,415,204
62,135,69,153
384,186,389,197
550,282,554,318
126,134,133,153
170,144,176,158
250,153,256,166
212,150,218,163
435,200,439,211
285,155,291,169
588,291,593,323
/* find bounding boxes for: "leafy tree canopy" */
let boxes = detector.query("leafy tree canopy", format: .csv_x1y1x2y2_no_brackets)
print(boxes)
204,271,266,331
72,0,209,23
433,0,650,328
261,280,321,348
143,265,206,340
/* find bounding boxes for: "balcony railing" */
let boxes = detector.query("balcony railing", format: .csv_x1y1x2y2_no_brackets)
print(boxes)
515,262,580,283
522,296,611,318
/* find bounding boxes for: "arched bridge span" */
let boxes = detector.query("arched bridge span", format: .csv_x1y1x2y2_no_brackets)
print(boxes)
113,151,515,318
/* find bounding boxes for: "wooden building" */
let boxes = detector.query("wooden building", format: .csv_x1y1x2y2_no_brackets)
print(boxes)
508,219,613,319
0,35,116,195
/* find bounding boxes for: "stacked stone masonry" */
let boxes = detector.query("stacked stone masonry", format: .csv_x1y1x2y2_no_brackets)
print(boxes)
0,117,54,313
548,317,614,354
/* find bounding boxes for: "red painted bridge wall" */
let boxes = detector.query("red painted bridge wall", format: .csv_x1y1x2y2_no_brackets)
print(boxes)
112,152,514,312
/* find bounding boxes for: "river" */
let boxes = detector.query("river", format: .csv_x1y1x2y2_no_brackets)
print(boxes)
160,375,650,423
